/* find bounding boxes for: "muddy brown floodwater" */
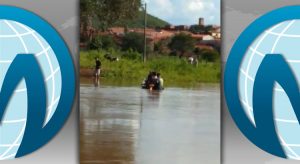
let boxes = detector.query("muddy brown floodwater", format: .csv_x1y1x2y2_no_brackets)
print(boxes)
80,85,220,164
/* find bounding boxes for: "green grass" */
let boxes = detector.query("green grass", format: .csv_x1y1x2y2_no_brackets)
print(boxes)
80,50,220,87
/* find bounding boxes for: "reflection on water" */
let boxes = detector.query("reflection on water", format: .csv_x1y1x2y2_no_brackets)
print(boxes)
80,85,220,164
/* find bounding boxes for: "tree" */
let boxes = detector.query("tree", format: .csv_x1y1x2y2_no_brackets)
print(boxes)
80,0,94,29
168,33,195,56
201,49,220,63
193,47,202,60
189,25,205,34
154,38,171,55
122,32,145,53
189,25,214,34
80,0,142,39
204,25,214,33
122,49,141,60
88,35,116,50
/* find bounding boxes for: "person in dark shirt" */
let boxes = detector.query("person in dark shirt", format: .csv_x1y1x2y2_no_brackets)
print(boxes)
95,58,101,82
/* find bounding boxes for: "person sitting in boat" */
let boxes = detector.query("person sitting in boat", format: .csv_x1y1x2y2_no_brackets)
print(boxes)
145,72,155,89
157,73,164,89
149,72,157,90
145,71,153,87
154,73,163,90
142,71,164,90
142,71,152,89
153,72,158,80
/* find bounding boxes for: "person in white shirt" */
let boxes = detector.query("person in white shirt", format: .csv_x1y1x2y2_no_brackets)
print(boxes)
157,73,164,90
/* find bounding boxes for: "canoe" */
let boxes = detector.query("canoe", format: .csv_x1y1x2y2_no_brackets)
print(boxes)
141,81,164,91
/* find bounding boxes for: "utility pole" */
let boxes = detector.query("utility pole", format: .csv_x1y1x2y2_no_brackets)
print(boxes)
143,3,147,63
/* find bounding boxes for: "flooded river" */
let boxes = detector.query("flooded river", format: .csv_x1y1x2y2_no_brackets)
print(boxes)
80,85,220,164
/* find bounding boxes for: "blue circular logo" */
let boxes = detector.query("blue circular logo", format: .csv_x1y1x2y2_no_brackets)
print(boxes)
225,6,300,159
0,6,75,159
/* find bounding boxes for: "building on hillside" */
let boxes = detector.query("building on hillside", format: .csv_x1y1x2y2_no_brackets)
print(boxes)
210,27,221,39
198,39,221,52
175,25,189,31
164,25,175,30
108,27,125,36
109,27,175,42
199,17,204,26
202,35,215,41
195,44,214,51
188,33,215,41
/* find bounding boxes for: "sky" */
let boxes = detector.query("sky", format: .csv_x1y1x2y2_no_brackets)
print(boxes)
144,0,220,26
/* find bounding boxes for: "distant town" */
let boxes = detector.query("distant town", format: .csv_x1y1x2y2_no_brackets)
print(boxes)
80,17,221,54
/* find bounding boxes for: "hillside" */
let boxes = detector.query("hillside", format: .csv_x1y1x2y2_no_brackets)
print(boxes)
113,11,170,28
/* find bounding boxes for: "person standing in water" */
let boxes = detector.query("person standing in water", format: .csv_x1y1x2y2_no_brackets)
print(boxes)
94,57,101,86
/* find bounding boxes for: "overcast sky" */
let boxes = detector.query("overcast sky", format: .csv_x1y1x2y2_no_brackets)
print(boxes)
144,0,220,26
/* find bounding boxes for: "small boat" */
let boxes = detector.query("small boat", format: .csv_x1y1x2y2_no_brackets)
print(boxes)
141,80,164,91
141,72,164,91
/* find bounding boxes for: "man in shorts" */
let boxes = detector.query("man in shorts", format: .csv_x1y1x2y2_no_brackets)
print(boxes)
95,57,101,80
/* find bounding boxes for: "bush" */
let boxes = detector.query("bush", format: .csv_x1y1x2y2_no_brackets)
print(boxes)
122,49,142,60
201,49,220,63
88,35,116,50
122,32,144,53
88,36,102,50
168,33,195,56
189,25,205,34
154,38,171,55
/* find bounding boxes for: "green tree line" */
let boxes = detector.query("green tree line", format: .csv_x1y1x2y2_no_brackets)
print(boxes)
87,32,220,63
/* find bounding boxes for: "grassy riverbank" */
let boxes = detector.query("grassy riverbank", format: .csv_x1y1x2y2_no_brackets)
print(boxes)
80,50,220,86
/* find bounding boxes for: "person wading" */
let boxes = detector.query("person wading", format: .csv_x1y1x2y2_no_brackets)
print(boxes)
94,57,101,86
